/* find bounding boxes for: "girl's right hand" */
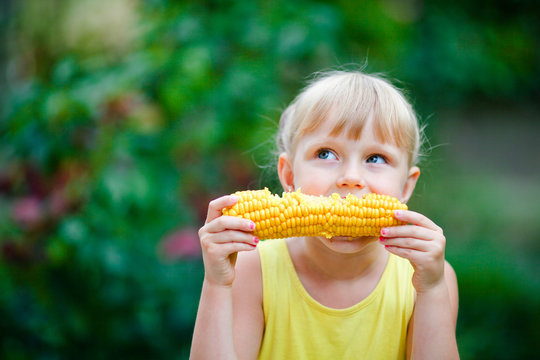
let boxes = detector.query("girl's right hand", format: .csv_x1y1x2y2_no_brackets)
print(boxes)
198,195,259,287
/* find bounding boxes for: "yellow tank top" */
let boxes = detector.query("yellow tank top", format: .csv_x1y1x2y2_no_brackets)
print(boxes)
257,239,415,360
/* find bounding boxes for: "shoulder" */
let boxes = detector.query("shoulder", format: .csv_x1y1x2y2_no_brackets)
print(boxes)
444,260,459,318
444,260,457,284
234,239,285,292
234,248,263,298
444,260,457,282
234,239,286,292
443,260,458,297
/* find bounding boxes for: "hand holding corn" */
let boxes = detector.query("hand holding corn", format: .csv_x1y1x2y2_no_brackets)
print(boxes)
222,188,408,240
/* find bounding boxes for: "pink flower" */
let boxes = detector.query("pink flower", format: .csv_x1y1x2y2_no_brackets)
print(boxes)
12,197,44,228
159,227,201,260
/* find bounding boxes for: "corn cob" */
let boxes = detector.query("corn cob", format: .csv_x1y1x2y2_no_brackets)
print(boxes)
222,188,407,240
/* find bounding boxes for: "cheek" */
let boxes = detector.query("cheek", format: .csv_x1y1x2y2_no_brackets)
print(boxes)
293,168,332,195
365,176,403,198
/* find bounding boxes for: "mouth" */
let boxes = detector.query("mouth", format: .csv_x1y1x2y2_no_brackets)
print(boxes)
336,192,369,200
329,235,377,242
330,236,358,242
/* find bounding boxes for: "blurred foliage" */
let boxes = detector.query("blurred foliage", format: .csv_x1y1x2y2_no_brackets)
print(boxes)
0,0,539,358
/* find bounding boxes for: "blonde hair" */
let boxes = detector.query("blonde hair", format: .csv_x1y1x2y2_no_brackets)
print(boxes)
277,71,423,166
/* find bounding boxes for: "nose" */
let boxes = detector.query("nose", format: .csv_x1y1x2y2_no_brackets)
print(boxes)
337,162,365,190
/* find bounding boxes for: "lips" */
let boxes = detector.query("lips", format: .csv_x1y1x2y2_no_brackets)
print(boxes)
331,236,359,241
329,234,378,242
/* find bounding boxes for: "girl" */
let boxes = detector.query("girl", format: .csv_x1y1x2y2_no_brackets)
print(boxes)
191,70,459,359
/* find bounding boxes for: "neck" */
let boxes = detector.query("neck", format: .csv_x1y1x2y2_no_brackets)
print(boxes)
298,237,387,281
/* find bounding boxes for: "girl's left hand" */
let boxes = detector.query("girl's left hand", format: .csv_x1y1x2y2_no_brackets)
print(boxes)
379,210,446,294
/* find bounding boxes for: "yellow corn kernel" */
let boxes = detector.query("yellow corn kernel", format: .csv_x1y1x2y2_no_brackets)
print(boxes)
222,188,407,240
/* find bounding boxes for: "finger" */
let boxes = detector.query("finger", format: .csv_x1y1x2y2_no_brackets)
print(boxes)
382,237,446,264
204,215,256,234
380,224,436,241
384,243,445,273
215,241,259,255
202,239,258,260
205,195,239,224
383,244,422,263
379,236,431,252
205,229,259,246
393,210,442,233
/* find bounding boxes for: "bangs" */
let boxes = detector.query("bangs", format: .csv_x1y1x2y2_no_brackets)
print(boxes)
290,72,419,164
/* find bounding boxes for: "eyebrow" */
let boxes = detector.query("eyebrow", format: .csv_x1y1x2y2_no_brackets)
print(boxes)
302,136,343,149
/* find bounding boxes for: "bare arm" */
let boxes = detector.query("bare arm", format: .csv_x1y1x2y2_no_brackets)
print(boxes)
406,261,459,359
381,210,459,359
191,281,237,359
232,250,265,359
191,251,264,360
190,195,260,360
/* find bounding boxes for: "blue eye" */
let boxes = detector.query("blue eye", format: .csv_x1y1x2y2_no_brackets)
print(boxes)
366,154,386,164
317,149,337,160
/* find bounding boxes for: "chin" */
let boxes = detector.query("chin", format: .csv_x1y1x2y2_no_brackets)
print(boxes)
320,236,378,253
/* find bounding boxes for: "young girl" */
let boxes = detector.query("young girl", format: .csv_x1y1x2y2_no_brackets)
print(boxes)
191,70,459,359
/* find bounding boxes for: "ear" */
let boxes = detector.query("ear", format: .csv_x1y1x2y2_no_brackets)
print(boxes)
278,153,294,192
400,166,420,204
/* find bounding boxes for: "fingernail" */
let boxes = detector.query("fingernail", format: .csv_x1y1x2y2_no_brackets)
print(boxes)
253,237,259,244
379,236,385,242
394,210,402,217
249,222,256,230
381,228,388,236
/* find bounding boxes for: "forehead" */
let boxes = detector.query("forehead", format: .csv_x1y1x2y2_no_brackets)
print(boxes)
298,107,400,148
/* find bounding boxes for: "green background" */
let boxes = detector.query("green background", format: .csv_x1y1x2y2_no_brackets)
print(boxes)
1,0,539,358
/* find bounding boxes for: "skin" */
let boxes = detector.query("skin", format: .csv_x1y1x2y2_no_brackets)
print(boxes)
190,116,459,359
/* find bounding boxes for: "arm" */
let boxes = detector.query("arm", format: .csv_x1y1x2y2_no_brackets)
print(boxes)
380,210,459,360
191,280,236,359
232,250,265,359
190,195,261,360
406,261,459,359
191,254,264,360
